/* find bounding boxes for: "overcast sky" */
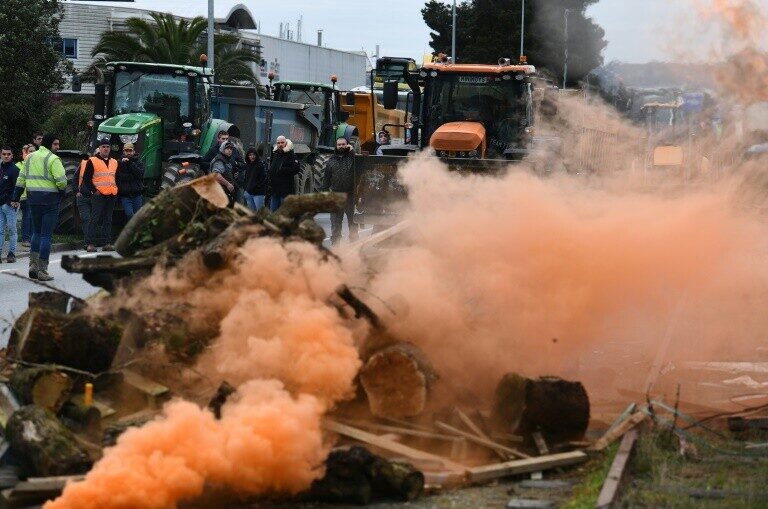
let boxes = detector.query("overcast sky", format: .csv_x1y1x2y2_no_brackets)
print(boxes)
69,0,767,64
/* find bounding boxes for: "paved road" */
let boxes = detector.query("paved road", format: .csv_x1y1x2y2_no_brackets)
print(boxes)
0,213,369,348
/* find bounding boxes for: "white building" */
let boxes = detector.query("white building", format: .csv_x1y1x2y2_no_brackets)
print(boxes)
58,2,368,93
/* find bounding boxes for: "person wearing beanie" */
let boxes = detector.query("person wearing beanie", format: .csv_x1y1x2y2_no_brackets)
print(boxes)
10,133,67,281
115,142,145,219
81,139,118,252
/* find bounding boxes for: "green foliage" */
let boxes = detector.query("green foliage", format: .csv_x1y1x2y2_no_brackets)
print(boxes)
89,12,260,86
422,0,606,86
562,442,618,508
0,0,72,151
42,102,92,150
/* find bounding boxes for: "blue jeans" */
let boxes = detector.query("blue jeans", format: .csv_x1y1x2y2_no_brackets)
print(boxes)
121,195,144,219
30,201,60,262
244,192,265,211
21,200,32,242
270,195,286,212
0,204,18,256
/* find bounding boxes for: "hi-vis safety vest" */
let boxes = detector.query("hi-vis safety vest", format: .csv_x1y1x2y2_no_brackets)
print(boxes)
19,146,67,195
89,156,118,196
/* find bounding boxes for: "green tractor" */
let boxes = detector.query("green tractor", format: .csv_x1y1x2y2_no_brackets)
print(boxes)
59,61,240,233
268,78,359,192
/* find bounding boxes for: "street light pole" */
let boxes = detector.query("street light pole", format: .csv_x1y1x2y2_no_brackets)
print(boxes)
208,0,215,71
452,0,457,62
519,0,525,58
563,9,570,89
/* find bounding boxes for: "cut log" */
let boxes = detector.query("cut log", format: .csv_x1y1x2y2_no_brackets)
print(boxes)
59,400,102,434
274,192,346,220
201,221,266,270
14,308,122,374
7,292,72,356
8,367,73,413
5,406,92,477
359,342,437,418
208,381,236,419
61,255,156,291
492,374,590,444
102,410,159,447
115,174,231,257
308,446,424,504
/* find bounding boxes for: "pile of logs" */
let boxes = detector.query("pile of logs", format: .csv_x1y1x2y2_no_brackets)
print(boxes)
0,175,594,506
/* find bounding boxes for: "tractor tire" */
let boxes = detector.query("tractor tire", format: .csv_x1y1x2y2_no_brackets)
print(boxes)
295,162,313,195
55,157,81,235
161,162,199,191
312,153,331,193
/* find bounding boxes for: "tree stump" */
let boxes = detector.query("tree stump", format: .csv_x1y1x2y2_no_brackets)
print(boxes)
15,308,123,374
491,374,590,444
7,292,72,356
9,367,73,413
6,405,92,477
359,343,437,418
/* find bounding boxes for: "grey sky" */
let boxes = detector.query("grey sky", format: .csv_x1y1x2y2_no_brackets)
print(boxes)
69,0,767,64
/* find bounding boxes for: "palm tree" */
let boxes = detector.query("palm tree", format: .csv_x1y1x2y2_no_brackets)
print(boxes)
89,12,261,86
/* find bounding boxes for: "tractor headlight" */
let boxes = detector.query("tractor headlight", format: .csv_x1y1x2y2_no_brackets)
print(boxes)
119,134,139,144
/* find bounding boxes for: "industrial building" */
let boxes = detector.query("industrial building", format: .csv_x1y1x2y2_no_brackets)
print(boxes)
58,2,369,94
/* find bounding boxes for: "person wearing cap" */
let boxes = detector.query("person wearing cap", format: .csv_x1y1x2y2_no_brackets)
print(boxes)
80,140,118,252
116,143,145,219
10,134,67,281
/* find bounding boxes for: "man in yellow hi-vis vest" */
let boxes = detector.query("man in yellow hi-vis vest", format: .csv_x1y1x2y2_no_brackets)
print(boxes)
80,139,118,252
10,134,67,281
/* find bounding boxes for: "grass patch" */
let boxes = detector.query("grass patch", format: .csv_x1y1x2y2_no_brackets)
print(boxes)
562,443,619,509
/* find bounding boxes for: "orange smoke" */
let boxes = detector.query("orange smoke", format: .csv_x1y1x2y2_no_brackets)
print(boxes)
48,238,362,509
364,155,768,403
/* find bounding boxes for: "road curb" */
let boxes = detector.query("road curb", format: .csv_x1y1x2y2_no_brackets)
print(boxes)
12,242,82,260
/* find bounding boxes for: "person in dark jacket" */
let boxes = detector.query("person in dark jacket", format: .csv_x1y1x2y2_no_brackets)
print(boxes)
322,137,358,245
211,141,236,203
0,146,20,262
268,136,300,212
243,145,268,211
116,143,145,219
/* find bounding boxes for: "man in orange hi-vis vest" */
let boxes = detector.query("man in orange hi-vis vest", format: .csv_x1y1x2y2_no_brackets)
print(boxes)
80,139,118,252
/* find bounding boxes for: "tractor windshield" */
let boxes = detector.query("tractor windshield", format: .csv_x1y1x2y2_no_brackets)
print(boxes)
427,74,529,154
279,88,326,107
112,71,193,132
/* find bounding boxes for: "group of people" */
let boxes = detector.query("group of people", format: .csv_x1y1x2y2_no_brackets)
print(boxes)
76,139,145,253
205,130,359,246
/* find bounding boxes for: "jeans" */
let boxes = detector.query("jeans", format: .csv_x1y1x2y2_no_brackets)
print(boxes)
30,201,60,262
87,194,117,246
244,192,266,211
20,200,31,242
270,194,286,212
330,193,359,245
121,195,144,219
0,204,18,256
76,194,91,238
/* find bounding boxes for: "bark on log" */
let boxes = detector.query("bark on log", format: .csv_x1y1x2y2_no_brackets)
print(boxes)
6,405,92,477
134,210,238,260
59,400,102,434
61,255,157,292
491,374,590,444
102,413,157,447
15,308,123,374
9,367,73,414
359,343,437,418
308,446,424,504
201,221,266,270
115,174,231,257
275,192,346,220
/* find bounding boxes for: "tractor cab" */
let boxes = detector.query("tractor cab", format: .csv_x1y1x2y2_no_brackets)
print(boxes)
271,81,354,148
642,101,687,168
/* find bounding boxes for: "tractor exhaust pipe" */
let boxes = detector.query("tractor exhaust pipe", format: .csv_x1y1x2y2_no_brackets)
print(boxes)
93,83,106,121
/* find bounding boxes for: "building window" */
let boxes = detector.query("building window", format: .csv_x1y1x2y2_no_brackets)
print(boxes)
60,38,78,59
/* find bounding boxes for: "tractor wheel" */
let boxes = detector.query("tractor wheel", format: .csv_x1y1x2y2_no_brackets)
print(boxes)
55,157,81,235
312,153,331,193
161,162,199,191
295,163,313,195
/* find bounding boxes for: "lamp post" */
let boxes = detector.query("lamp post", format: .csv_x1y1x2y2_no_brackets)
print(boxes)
208,0,215,71
519,0,525,58
452,0,457,62
563,8,571,89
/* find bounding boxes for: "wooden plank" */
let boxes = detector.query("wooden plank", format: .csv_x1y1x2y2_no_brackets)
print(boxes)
606,403,637,435
346,219,411,255
591,412,645,452
436,421,530,459
323,420,469,472
454,409,507,460
0,384,20,428
467,451,588,483
337,418,461,442
26,475,84,485
532,432,549,455
122,370,170,408
596,429,639,509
